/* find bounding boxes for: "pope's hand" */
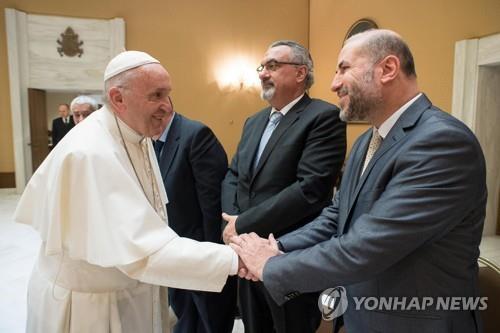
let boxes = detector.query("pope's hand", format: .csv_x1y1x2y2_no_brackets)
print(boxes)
237,255,259,281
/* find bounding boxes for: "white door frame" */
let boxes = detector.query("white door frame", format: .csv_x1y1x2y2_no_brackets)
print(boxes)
452,32,500,235
452,33,500,130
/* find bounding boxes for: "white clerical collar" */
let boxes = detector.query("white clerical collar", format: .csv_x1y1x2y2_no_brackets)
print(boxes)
103,106,144,144
377,93,422,139
270,93,304,117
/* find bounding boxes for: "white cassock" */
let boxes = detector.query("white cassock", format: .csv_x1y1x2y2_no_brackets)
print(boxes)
15,106,237,333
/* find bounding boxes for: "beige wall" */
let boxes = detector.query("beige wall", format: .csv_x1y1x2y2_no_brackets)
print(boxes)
0,0,309,173
309,0,500,155
0,3,13,172
3,0,500,174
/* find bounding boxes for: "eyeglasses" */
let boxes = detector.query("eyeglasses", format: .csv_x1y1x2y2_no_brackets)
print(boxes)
256,60,304,73
73,110,93,118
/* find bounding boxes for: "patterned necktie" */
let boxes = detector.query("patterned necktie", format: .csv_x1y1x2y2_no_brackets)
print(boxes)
153,140,165,160
254,111,284,169
361,128,382,176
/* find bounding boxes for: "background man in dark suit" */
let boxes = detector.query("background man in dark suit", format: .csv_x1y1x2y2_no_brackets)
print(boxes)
221,40,346,333
154,96,236,333
232,29,487,333
51,103,74,147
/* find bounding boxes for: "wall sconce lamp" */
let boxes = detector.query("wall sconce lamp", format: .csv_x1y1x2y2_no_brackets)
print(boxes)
214,55,260,91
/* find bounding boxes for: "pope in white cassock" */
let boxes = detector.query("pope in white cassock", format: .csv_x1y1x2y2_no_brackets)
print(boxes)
14,51,240,333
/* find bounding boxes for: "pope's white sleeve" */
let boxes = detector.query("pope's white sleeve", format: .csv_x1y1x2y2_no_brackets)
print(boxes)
117,236,237,292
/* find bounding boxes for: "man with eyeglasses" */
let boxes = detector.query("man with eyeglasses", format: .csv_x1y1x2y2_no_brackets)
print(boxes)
70,95,99,125
153,96,237,333
222,40,346,333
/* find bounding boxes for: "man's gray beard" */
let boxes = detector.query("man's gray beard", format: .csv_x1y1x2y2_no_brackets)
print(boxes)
339,105,369,122
338,73,377,122
339,109,350,122
261,86,275,101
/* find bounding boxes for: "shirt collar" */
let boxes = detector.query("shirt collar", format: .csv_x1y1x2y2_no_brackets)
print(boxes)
158,112,176,142
377,93,422,139
104,107,144,144
270,93,304,117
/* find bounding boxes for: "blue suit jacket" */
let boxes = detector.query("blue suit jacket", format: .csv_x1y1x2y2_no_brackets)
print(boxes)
158,113,228,242
263,94,487,333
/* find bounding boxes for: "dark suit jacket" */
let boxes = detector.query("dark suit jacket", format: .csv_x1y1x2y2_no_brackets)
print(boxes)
222,94,346,238
263,94,487,333
158,113,228,242
52,116,75,147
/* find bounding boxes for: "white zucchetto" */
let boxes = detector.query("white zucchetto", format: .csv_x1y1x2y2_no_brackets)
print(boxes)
104,51,160,81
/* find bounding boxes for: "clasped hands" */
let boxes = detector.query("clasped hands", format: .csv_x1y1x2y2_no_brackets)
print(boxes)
222,213,281,281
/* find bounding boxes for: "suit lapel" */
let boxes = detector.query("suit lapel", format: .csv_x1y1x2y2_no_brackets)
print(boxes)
160,114,180,179
342,94,432,233
336,130,371,234
347,131,371,202
252,95,311,181
241,108,272,177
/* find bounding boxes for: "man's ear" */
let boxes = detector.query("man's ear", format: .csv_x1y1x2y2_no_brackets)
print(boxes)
296,65,308,84
379,55,400,84
108,87,125,113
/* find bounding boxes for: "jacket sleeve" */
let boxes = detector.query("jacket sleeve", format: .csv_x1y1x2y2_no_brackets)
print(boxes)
51,119,57,146
221,118,251,216
118,237,236,292
189,125,228,242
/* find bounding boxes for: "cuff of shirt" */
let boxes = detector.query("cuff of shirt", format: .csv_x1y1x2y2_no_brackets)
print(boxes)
229,246,239,275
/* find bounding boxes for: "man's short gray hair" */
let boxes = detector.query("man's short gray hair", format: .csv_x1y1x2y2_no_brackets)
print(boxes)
269,40,314,89
70,95,98,112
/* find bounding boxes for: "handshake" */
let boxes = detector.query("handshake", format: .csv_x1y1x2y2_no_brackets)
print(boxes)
222,213,283,282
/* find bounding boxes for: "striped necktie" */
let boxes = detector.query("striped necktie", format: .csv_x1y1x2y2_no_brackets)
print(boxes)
254,111,283,169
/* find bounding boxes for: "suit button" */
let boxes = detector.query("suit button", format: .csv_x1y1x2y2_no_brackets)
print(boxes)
250,192,256,198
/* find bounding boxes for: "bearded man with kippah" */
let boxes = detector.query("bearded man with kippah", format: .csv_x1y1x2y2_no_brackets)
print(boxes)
15,51,241,333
